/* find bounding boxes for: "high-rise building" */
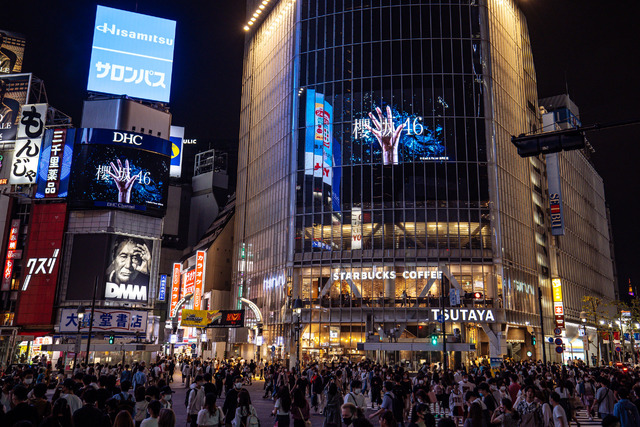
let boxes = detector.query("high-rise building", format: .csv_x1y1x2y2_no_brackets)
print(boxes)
232,0,615,366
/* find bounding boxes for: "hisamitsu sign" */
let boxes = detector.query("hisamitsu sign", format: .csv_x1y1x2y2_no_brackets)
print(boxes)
87,6,176,103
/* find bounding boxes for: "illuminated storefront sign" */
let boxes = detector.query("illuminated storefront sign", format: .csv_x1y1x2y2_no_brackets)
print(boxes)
547,153,565,236
60,308,146,333
158,274,167,302
183,268,195,296
331,269,443,281
429,308,496,323
169,263,181,317
1,219,20,291
194,250,205,310
552,278,565,329
10,103,47,184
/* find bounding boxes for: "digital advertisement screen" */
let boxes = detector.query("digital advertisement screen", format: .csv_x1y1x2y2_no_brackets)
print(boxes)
169,125,183,177
105,235,153,303
67,128,170,217
87,5,176,103
0,73,31,142
0,30,26,74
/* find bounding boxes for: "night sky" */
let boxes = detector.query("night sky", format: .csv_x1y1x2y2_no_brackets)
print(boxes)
1,1,638,297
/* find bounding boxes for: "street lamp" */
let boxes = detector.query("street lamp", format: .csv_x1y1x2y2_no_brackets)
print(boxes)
73,305,85,370
292,298,303,371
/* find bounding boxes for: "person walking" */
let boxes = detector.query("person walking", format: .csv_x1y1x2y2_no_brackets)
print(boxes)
272,386,292,427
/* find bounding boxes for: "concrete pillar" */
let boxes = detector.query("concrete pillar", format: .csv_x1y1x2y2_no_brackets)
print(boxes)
384,267,395,299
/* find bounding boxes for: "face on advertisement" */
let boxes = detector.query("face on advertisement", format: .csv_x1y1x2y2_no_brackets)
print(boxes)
108,238,150,284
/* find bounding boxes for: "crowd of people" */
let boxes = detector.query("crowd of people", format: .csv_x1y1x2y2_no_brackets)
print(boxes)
2,356,640,427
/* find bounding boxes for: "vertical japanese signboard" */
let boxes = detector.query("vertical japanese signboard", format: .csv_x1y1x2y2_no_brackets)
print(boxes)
351,207,362,250
35,128,73,198
158,274,167,302
546,153,565,236
169,262,181,317
194,250,205,310
552,278,565,329
10,103,47,184
1,219,19,290
14,203,66,326
183,268,195,297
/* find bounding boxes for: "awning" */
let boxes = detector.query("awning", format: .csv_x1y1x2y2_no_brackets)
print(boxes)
357,342,476,352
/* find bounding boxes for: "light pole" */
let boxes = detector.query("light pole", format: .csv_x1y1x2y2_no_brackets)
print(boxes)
73,305,85,370
292,298,303,372
580,311,589,367
84,277,99,366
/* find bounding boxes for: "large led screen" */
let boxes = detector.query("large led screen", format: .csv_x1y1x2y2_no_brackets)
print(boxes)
68,128,170,217
0,30,26,74
87,5,176,103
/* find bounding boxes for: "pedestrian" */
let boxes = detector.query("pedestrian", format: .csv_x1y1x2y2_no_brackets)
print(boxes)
159,386,174,409
133,366,148,391
593,377,616,419
5,384,39,426
344,379,366,413
40,398,73,427
72,388,111,427
114,409,136,427
324,382,342,427
490,398,519,427
614,388,640,427
187,375,206,427
30,382,52,423
291,386,311,427
134,386,149,427
59,378,83,414
141,399,162,427
197,393,223,427
549,392,568,427
158,408,176,427
232,389,260,427
223,376,243,427
272,386,292,427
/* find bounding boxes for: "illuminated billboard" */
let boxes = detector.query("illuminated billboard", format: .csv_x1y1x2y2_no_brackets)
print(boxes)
66,233,155,303
87,5,176,103
35,128,74,198
0,73,31,143
0,30,26,74
14,203,66,326
169,125,183,177
10,103,48,184
67,128,170,217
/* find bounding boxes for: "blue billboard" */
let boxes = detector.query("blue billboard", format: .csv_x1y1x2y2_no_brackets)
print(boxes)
87,6,176,103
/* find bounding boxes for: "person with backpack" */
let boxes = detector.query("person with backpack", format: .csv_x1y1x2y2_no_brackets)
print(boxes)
464,390,488,427
344,379,366,414
187,375,207,427
114,380,136,413
197,393,223,427
593,377,616,420
223,376,244,427
232,389,259,427
370,381,404,426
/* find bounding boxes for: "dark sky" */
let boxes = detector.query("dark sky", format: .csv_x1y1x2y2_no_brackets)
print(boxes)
1,1,638,296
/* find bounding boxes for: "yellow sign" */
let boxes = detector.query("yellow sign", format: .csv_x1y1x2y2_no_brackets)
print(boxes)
552,278,563,302
181,309,222,327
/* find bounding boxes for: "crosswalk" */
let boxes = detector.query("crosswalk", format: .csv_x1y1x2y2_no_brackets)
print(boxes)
574,408,603,426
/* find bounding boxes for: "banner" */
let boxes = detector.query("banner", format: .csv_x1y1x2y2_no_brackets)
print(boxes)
180,309,245,328
59,308,147,333
552,278,565,329
169,262,181,317
1,219,19,291
169,125,183,177
0,30,26,74
10,103,47,184
0,73,31,143
35,128,74,198
547,153,565,236
194,251,205,310
183,268,195,297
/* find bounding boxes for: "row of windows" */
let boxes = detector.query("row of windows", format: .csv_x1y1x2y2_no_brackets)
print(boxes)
301,3,481,47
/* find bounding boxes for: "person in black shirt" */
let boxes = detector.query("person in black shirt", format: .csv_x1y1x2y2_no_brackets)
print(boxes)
5,385,38,426
72,388,111,427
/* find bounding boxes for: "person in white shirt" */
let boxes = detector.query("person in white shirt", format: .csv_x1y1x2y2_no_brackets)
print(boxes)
197,393,222,427
550,392,568,427
141,400,162,427
344,380,366,413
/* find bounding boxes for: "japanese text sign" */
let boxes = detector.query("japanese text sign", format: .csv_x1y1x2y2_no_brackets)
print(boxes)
10,103,47,184
194,251,205,310
60,308,147,333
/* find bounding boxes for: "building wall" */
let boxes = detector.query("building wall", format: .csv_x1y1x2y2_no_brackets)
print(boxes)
232,0,297,347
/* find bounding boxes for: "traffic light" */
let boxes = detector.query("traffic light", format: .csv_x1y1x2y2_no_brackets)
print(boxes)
431,334,438,346
530,333,536,346
511,128,585,158
108,335,115,344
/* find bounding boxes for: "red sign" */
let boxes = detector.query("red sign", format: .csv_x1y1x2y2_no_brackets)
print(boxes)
183,269,195,296
194,251,205,310
14,203,67,327
2,219,20,291
170,263,181,317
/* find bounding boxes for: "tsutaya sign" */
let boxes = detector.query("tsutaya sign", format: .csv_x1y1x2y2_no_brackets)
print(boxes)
428,308,496,323
332,269,443,281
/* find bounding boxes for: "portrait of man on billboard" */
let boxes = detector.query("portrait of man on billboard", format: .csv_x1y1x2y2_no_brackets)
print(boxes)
105,236,151,288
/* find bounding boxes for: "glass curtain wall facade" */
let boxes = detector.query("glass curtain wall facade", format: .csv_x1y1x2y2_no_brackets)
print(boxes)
234,0,548,364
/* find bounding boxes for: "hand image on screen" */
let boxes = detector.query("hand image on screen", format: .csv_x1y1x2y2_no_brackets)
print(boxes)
367,105,405,165
133,242,151,275
107,158,138,203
